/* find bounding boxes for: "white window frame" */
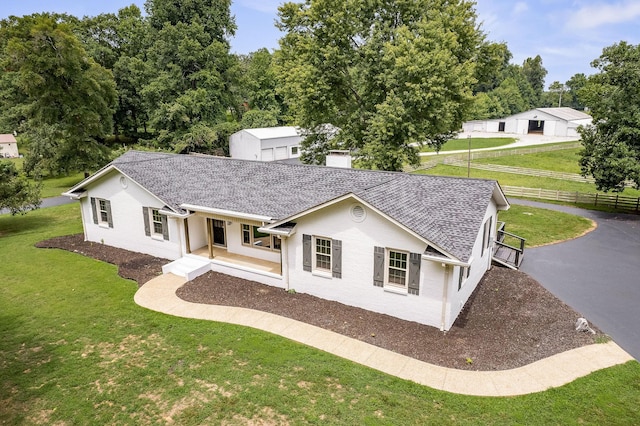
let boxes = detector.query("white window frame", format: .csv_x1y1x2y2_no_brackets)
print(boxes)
151,209,164,237
385,249,409,289
98,199,109,225
241,223,280,252
458,265,471,291
313,236,332,273
290,146,299,156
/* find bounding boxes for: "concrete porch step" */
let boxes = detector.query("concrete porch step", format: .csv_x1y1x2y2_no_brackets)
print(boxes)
162,257,211,281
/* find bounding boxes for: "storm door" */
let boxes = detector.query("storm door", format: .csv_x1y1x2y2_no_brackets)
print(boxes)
212,219,226,247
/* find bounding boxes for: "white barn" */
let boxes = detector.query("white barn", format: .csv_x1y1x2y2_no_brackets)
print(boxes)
0,134,19,158
229,126,302,162
463,107,592,138
64,150,511,331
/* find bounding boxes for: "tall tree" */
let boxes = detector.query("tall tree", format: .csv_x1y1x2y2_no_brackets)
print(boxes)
578,41,640,191
275,0,480,170
141,0,239,150
521,55,547,105
547,81,567,107
566,73,588,110
237,48,287,122
0,14,117,176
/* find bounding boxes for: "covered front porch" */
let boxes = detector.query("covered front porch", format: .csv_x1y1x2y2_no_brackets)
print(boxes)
190,245,280,275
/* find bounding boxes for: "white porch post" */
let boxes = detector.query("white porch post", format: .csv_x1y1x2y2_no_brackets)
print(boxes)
281,236,290,290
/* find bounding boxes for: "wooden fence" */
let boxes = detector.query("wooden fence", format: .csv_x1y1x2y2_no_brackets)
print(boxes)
503,185,640,213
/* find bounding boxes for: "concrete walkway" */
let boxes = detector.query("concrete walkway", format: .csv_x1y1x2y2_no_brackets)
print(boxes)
134,273,634,397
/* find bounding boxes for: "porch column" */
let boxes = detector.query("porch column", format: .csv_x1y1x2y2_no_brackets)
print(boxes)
206,218,214,259
184,218,191,254
281,236,289,290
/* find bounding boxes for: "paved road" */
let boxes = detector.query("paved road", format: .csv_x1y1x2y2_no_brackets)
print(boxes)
0,195,75,215
511,199,640,360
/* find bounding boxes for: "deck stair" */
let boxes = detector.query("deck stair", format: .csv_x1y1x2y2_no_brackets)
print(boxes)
162,256,211,281
492,221,525,270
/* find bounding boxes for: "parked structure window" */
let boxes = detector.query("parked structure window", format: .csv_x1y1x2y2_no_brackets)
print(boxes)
314,237,332,272
387,250,408,288
291,146,299,156
241,224,280,251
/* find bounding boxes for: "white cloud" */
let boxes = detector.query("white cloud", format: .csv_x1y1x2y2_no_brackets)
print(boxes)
568,1,640,30
513,2,529,15
236,0,283,14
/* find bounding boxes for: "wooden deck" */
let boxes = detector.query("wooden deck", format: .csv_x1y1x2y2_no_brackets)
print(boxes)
191,246,281,274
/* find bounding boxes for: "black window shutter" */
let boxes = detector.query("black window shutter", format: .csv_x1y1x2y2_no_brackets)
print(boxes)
487,216,493,249
91,197,98,224
481,220,487,257
373,246,384,287
105,200,113,228
302,234,311,272
143,207,151,236
161,214,169,240
408,253,421,295
332,239,342,278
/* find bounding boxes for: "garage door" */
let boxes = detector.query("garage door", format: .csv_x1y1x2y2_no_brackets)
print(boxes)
261,148,274,161
275,146,288,160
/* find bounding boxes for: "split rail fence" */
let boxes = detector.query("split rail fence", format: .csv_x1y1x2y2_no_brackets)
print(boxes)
502,186,640,213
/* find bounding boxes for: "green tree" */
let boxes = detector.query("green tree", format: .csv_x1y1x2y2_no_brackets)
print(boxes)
521,55,548,105
566,73,588,110
140,0,239,149
0,161,41,215
547,81,567,107
275,0,480,170
237,48,287,122
578,41,640,191
240,109,279,129
0,14,117,176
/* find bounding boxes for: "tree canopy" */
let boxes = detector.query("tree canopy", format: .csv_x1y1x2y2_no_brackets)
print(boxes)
0,14,117,176
0,161,41,214
275,0,480,170
578,41,640,191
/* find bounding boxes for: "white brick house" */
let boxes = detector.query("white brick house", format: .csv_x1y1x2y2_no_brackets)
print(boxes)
64,151,509,330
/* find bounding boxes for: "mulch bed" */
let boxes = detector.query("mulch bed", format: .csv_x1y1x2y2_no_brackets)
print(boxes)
37,234,601,371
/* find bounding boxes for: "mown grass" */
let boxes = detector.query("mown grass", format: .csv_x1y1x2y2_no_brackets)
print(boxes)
421,137,516,152
38,172,85,198
475,147,583,174
1,205,639,424
497,204,594,247
418,165,640,197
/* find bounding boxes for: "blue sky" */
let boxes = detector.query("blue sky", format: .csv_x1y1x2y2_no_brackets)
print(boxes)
2,0,639,88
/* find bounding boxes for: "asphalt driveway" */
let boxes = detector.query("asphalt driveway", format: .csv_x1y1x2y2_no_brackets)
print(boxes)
512,199,640,360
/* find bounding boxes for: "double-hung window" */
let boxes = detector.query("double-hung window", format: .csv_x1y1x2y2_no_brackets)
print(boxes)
143,207,169,240
458,266,470,290
373,247,420,295
91,197,113,228
302,234,342,278
387,250,408,288
314,237,332,272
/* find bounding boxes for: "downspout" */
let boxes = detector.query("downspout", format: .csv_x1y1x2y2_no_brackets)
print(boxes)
440,264,450,331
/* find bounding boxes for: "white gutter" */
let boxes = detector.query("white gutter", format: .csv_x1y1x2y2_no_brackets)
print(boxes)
61,190,87,200
158,208,191,219
421,254,470,268
180,204,272,223
257,226,297,237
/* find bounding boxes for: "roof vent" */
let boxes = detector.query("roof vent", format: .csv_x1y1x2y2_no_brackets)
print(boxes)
350,204,366,222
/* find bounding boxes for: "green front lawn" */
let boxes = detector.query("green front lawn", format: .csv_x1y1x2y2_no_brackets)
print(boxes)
1,205,639,424
421,137,516,152
475,147,583,174
498,204,594,247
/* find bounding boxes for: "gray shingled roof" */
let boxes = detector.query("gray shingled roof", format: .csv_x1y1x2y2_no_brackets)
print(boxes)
101,150,501,262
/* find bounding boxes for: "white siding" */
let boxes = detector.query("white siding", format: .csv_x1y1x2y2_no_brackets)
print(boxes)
287,198,450,328
81,170,182,260
229,131,261,160
261,148,274,161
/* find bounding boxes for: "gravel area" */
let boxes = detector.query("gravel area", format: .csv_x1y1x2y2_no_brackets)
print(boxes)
37,234,602,371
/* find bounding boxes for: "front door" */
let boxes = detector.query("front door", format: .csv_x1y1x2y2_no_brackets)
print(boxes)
212,219,226,247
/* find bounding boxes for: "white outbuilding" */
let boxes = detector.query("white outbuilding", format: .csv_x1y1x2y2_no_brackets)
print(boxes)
463,107,592,138
0,134,19,158
229,126,303,162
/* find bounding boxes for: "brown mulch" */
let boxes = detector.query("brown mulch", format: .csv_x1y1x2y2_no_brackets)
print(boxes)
37,233,601,371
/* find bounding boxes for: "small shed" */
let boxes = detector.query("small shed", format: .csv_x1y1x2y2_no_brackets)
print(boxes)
0,134,19,158
229,126,303,162
463,108,592,138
